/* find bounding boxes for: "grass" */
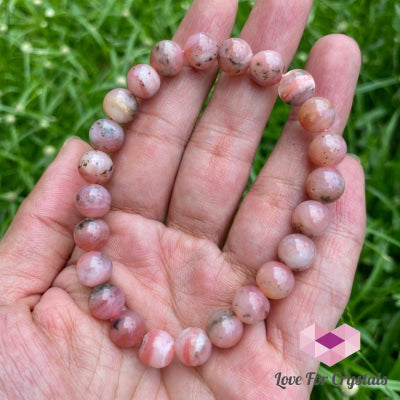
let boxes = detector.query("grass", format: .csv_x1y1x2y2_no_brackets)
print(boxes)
0,0,399,398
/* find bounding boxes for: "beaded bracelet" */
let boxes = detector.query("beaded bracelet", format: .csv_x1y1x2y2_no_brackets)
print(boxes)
73,33,347,369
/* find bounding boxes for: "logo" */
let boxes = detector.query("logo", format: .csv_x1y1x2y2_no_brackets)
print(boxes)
300,323,360,366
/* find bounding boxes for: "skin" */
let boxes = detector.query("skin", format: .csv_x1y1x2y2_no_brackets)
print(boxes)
0,0,365,399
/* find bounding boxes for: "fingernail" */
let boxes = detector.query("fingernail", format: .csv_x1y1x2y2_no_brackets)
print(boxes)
62,135,81,148
347,153,361,163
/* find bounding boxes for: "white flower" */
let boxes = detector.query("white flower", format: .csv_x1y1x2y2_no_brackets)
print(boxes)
43,145,56,157
0,24,8,33
16,103,25,112
340,383,359,397
33,0,42,5
115,75,126,86
21,42,33,54
45,8,55,18
5,114,16,124
61,45,70,55
4,192,18,202
122,9,130,18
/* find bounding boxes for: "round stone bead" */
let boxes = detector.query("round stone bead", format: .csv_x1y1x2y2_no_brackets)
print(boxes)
306,167,345,203
308,133,347,167
88,284,125,320
256,261,295,300
126,64,161,99
78,150,113,184
206,309,243,349
73,218,109,251
278,69,315,105
292,200,330,237
110,309,147,348
75,184,111,218
184,32,218,70
89,119,125,153
175,327,212,367
103,88,138,124
278,233,316,272
150,40,185,77
76,251,113,287
217,38,253,75
232,286,270,324
138,330,175,368
249,50,284,86
299,97,336,133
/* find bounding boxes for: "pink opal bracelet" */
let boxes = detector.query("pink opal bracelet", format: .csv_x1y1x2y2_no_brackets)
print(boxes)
73,32,348,369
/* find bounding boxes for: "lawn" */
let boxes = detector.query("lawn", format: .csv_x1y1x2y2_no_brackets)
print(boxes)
0,0,399,398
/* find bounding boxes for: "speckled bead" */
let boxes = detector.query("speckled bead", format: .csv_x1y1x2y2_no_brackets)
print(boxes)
89,119,125,153
256,261,295,300
75,184,111,218
78,150,113,184
292,200,330,237
103,88,138,124
76,251,113,287
184,32,218,70
299,97,336,133
175,327,212,367
138,330,175,368
88,283,125,320
73,218,110,251
217,38,253,75
278,233,316,272
110,309,147,348
278,69,315,105
308,133,347,167
306,167,345,203
232,286,270,325
127,64,161,99
249,50,284,86
150,40,185,77
206,309,243,349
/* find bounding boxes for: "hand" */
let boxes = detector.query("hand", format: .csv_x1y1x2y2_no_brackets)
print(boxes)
0,0,364,398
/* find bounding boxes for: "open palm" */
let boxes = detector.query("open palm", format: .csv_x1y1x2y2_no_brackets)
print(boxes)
0,0,365,399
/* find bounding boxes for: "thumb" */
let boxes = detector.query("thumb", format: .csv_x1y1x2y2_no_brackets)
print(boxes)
0,138,90,307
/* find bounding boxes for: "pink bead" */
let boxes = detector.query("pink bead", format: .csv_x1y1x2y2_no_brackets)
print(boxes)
89,119,125,153
206,309,243,349
78,150,113,184
278,234,316,272
126,64,161,99
110,309,147,348
75,184,111,218
306,167,345,203
138,329,175,368
217,38,253,75
278,69,315,105
73,218,110,251
299,97,336,133
184,33,218,70
88,283,125,320
292,200,330,237
249,50,284,86
256,261,295,300
150,40,185,77
308,133,347,167
103,88,138,124
175,327,212,367
76,251,113,287
232,286,270,324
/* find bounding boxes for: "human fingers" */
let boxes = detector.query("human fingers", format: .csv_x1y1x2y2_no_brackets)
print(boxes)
167,0,313,244
108,0,238,221
0,139,90,306
225,34,362,269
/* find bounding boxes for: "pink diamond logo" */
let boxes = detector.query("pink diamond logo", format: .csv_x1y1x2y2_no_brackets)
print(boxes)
300,324,360,366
